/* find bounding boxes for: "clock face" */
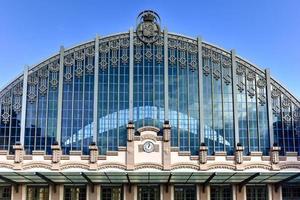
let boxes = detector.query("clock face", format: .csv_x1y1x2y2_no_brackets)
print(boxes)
143,141,155,153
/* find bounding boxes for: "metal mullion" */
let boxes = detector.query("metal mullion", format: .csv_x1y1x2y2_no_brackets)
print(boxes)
81,56,86,153
44,69,50,153
129,29,134,122
176,46,180,147
34,76,40,151
142,43,145,127
152,44,155,127
255,77,260,151
70,54,75,151
280,95,285,153
106,47,110,152
211,58,215,153
8,90,13,151
187,48,190,152
164,30,169,122
20,66,29,147
93,35,100,143
292,104,296,152
117,40,120,147
221,59,225,151
245,73,250,154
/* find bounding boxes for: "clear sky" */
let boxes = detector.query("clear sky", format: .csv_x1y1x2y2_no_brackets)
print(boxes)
1,0,300,98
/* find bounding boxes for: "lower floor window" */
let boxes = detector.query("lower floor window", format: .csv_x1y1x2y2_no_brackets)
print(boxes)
64,186,86,200
210,185,232,200
174,185,196,200
101,186,122,200
27,186,49,200
283,185,300,200
246,185,267,200
138,185,160,200
0,186,11,200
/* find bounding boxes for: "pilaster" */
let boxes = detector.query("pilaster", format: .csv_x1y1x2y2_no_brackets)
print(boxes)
199,185,210,200
20,66,29,146
235,185,246,200
265,68,274,147
93,35,100,143
56,46,65,144
129,29,134,121
11,185,26,200
231,49,239,145
164,29,169,121
198,37,204,143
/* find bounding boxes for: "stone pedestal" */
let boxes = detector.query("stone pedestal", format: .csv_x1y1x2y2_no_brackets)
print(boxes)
270,146,281,164
51,144,61,163
199,145,208,164
89,144,99,163
87,185,100,200
13,143,24,163
49,185,63,200
124,184,136,200
235,145,244,164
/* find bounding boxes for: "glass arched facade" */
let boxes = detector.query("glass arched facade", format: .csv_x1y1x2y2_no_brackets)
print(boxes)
0,32,299,156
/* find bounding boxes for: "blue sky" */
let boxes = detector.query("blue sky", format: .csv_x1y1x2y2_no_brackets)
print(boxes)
1,0,300,98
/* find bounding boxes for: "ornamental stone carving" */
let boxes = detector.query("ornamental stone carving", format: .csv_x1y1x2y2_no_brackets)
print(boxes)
13,143,24,163
136,10,161,44
51,143,61,163
270,145,281,164
235,145,244,164
89,143,98,163
199,144,208,164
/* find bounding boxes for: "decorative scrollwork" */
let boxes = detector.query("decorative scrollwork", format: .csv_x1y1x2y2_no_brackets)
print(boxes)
271,88,281,99
48,61,60,72
282,97,291,108
75,51,84,61
64,54,74,67
203,65,210,76
85,46,95,57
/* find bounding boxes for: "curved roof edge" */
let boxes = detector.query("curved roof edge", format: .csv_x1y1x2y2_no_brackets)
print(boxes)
0,32,299,105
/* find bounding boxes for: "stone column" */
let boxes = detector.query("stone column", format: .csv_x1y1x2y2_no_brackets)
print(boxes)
163,121,171,170
236,185,247,200
126,122,135,170
11,185,26,200
199,185,210,200
270,184,282,200
162,185,172,200
87,185,100,200
49,185,63,200
124,184,136,200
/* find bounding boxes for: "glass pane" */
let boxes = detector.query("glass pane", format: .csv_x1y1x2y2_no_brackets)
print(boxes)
246,186,267,200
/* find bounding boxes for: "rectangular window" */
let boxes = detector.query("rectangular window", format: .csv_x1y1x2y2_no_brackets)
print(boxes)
27,186,49,200
174,186,196,200
246,185,267,200
210,185,232,200
101,186,122,200
0,186,11,200
64,186,86,200
138,185,160,200
282,185,300,200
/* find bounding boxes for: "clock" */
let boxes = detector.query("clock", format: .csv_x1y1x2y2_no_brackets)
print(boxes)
143,141,155,153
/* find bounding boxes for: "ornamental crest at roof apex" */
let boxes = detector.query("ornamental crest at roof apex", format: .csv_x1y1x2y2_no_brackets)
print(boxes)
136,10,161,44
